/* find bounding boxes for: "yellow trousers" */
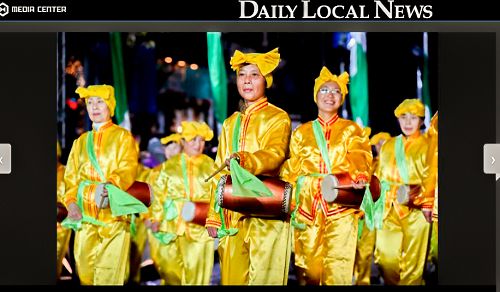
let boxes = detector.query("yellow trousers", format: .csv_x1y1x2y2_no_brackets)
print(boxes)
218,217,292,285
153,230,214,285
429,221,438,264
56,224,72,280
354,222,376,285
294,212,358,285
374,207,430,285
74,221,131,285
128,218,148,284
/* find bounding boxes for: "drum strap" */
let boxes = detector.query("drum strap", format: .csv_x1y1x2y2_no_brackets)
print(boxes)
312,120,332,173
395,135,410,184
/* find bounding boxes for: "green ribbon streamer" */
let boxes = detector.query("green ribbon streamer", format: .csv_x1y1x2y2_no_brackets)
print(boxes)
395,135,410,185
130,213,137,238
312,119,332,174
153,231,177,245
360,179,389,231
230,159,273,198
358,218,364,240
232,113,242,152
163,198,181,221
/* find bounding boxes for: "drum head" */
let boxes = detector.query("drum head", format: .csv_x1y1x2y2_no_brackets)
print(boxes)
396,185,410,205
321,174,339,203
181,201,195,222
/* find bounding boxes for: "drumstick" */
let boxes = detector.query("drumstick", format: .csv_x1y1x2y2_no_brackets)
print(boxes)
96,184,109,219
204,164,227,182
332,184,367,189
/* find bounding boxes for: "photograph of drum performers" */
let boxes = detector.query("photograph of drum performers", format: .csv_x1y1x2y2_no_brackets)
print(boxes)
56,32,438,286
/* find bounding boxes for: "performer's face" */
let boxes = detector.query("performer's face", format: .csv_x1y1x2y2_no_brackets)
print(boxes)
237,64,266,105
183,136,205,157
316,81,342,116
164,142,181,159
86,96,111,123
398,113,423,136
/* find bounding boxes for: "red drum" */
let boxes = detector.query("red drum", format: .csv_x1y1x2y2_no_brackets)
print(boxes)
181,201,210,226
396,184,423,209
57,202,68,223
126,181,154,207
216,175,293,219
320,173,381,208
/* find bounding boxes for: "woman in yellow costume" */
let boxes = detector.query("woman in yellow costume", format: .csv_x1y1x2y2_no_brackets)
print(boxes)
280,66,372,285
144,132,182,274
149,121,216,285
62,84,146,285
205,47,292,285
353,132,391,285
56,141,71,281
374,98,434,285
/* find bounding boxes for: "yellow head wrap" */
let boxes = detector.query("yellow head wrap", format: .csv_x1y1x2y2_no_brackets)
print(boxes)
230,47,280,88
313,66,349,103
394,98,425,118
180,121,214,142
75,84,116,117
160,133,182,145
57,141,61,158
370,132,391,146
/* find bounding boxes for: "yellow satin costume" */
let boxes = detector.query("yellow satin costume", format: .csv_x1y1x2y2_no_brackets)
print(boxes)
374,131,434,285
206,98,292,285
353,157,378,285
127,163,154,284
280,114,372,285
57,161,71,280
150,152,216,285
63,120,138,285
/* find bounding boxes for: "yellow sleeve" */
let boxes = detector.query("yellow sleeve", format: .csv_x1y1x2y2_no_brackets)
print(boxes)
151,162,168,223
279,127,302,185
107,133,138,190
63,138,81,206
239,112,291,176
346,125,372,182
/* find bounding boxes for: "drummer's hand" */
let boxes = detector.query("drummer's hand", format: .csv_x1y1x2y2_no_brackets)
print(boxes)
353,179,367,189
150,221,160,232
422,209,433,223
224,153,241,170
67,202,82,221
207,227,219,238
144,219,153,229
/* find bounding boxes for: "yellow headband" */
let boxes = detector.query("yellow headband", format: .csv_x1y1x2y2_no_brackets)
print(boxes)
75,84,116,117
313,67,349,103
394,98,425,118
180,121,214,142
230,47,280,88
370,132,391,146
160,133,182,145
